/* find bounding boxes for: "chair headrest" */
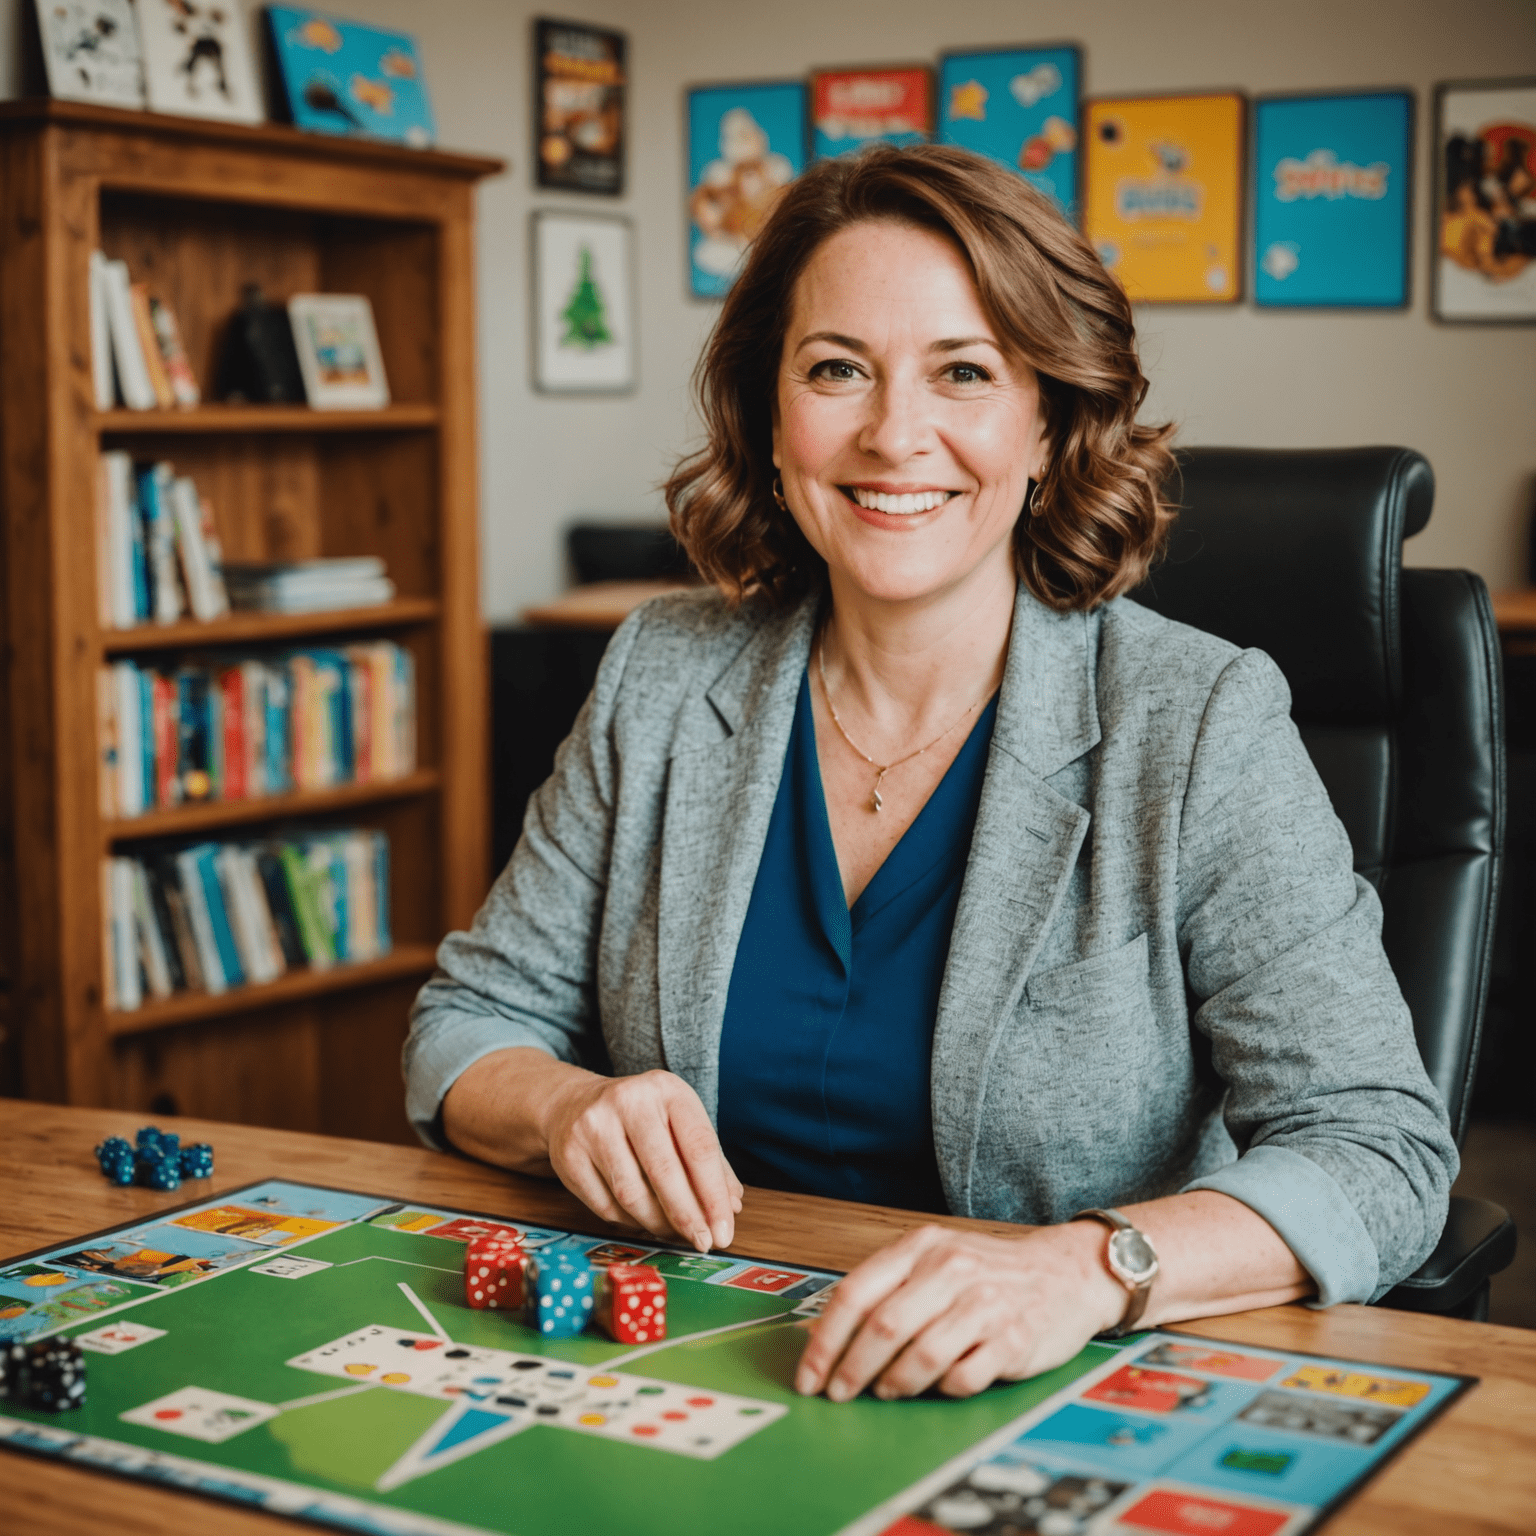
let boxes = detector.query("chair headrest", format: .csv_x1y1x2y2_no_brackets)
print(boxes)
1131,446,1434,724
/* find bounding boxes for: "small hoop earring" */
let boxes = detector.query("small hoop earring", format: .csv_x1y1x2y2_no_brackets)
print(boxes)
1027,477,1045,517
772,475,788,511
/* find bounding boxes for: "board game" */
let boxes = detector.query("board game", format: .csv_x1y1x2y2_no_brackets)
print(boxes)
0,1180,1471,1536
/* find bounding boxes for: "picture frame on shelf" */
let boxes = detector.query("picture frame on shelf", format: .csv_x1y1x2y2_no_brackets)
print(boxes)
135,0,263,124
1253,90,1414,309
32,0,146,108
531,211,636,395
263,7,435,147
809,64,934,160
1083,91,1246,304
1433,78,1536,324
533,17,626,195
287,294,391,410
687,80,807,300
938,44,1081,220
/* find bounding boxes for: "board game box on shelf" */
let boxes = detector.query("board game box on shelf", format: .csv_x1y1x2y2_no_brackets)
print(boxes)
0,1180,1471,1536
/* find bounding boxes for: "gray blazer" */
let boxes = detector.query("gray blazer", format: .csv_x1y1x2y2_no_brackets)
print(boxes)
406,584,1457,1304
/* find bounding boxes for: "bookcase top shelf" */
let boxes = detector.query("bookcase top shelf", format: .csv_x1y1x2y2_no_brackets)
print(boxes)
104,943,439,1038
99,598,441,656
97,405,441,436
103,768,442,846
0,98,505,182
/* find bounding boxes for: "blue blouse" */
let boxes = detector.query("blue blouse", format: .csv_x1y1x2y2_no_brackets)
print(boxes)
716,672,998,1213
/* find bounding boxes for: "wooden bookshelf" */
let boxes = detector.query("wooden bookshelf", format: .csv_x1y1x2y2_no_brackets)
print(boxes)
0,101,501,1147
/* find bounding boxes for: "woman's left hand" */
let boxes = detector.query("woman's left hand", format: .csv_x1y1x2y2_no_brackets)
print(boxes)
794,1221,1129,1401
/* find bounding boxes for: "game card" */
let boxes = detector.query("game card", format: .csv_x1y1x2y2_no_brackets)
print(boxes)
1279,1364,1431,1409
1139,1342,1283,1382
250,1255,332,1280
1085,1365,1220,1414
121,1386,278,1443
75,1320,167,1355
1238,1390,1401,1446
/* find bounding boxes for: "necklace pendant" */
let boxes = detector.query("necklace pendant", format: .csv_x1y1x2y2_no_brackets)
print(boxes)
871,786,883,813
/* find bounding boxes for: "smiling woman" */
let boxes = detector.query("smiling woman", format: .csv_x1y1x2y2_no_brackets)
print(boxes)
405,145,1457,1408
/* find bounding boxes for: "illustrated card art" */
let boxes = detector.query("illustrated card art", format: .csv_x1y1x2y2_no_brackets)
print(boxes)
810,65,934,160
938,44,1081,218
286,293,391,410
33,0,145,108
532,212,636,394
534,17,626,195
134,0,262,124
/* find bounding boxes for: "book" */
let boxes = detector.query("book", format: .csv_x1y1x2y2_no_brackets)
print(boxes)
254,845,308,968
148,295,201,408
142,861,189,993
278,841,335,968
96,668,120,819
151,670,180,808
170,474,223,620
100,257,157,410
150,855,205,993
174,846,227,994
137,462,186,623
129,282,175,409
107,856,142,1010
223,557,394,614
190,842,245,988
88,252,116,411
129,859,174,1000
114,661,145,817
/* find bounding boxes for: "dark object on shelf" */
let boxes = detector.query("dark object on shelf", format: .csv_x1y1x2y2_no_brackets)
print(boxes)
1134,445,1511,1320
566,522,691,586
216,283,306,404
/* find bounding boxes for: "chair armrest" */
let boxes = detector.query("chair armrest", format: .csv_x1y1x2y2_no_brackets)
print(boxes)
1375,1195,1516,1315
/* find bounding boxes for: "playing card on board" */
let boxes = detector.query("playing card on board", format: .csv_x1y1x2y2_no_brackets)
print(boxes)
121,1386,278,1443
75,1320,167,1355
286,1324,457,1395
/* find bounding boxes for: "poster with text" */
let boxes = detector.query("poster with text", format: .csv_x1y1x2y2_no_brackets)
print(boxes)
1085,92,1246,303
534,18,626,195
811,66,933,160
1254,91,1412,308
939,45,1081,219
1434,78,1536,323
687,80,807,299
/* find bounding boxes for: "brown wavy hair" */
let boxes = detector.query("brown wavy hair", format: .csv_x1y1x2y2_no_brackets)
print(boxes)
664,143,1177,610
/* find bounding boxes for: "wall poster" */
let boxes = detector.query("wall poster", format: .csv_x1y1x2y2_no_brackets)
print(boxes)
1434,78,1536,323
687,80,807,299
531,212,636,394
1253,91,1413,308
533,18,626,195
1084,92,1246,303
809,66,933,160
938,45,1081,219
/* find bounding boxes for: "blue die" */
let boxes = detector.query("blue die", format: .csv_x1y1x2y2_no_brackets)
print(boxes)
526,1252,594,1338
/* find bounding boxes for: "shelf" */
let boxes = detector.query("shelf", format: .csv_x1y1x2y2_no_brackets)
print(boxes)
95,403,440,435
104,769,440,845
99,598,440,655
104,943,439,1037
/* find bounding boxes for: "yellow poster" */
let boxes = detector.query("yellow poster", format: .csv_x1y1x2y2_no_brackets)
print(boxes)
1085,93,1245,303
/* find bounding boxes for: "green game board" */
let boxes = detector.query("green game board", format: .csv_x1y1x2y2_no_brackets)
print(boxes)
0,1179,1115,1535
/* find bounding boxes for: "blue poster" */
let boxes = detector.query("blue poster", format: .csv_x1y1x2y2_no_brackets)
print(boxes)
1253,91,1413,307
938,46,1081,219
688,81,807,299
265,8,436,147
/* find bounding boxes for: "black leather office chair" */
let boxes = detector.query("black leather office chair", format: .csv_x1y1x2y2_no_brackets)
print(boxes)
1133,446,1516,1320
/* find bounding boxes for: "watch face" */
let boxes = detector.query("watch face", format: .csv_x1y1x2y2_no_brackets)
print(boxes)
1108,1228,1158,1285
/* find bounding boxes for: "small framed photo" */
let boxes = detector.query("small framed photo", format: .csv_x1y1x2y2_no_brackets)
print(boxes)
33,0,145,108
534,18,627,195
264,8,435,147
810,65,934,160
1433,78,1536,324
1253,91,1414,309
135,0,262,124
287,295,390,410
687,80,807,300
938,44,1082,220
1084,91,1246,304
531,212,636,395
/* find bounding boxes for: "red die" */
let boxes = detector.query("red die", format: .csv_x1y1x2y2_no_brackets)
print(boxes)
596,1263,667,1343
464,1234,526,1311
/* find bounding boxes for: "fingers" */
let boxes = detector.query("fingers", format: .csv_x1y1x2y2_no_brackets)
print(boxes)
663,1085,739,1248
877,1285,1018,1400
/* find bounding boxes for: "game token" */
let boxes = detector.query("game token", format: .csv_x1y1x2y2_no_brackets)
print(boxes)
464,1233,526,1310
94,1135,135,1186
3,1338,86,1412
525,1251,594,1337
596,1263,667,1344
179,1142,215,1179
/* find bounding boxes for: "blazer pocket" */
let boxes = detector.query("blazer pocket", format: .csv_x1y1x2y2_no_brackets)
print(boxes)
1024,932,1150,1019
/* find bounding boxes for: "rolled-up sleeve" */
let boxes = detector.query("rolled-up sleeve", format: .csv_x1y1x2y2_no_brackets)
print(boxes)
1174,649,1458,1303
402,605,646,1147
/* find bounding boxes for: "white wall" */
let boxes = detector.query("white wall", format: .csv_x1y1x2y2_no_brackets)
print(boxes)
4,0,1534,618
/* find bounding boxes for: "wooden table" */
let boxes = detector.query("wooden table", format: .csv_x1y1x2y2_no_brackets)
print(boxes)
522,579,694,630
2,1101,1533,1535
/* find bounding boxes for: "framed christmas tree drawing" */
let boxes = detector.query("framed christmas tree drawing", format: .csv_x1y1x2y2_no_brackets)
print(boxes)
531,212,636,394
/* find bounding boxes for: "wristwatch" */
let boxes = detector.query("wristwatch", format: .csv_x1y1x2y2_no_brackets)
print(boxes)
1073,1208,1159,1338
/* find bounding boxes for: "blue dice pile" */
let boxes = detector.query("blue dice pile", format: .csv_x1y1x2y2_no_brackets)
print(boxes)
94,1127,214,1189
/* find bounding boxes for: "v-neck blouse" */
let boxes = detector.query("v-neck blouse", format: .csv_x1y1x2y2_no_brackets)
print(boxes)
716,671,998,1213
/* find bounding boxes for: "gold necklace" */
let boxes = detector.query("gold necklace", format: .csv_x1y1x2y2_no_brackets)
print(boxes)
816,631,991,812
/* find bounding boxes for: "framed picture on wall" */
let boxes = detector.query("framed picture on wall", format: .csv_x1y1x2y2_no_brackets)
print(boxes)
135,0,263,124
938,44,1081,220
687,80,807,300
1433,78,1536,324
533,18,626,195
1253,90,1414,309
1083,91,1246,304
809,65,934,160
531,212,636,394
33,0,146,108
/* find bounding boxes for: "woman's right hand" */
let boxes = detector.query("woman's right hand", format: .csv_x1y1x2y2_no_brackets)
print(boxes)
442,1049,741,1253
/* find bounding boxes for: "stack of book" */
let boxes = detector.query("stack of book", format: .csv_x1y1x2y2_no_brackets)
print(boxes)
223,557,397,614
98,642,417,818
90,251,201,412
96,452,229,627
102,830,392,1011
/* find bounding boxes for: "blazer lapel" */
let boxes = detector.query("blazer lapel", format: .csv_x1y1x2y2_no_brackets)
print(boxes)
931,588,1102,1215
656,592,818,1119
